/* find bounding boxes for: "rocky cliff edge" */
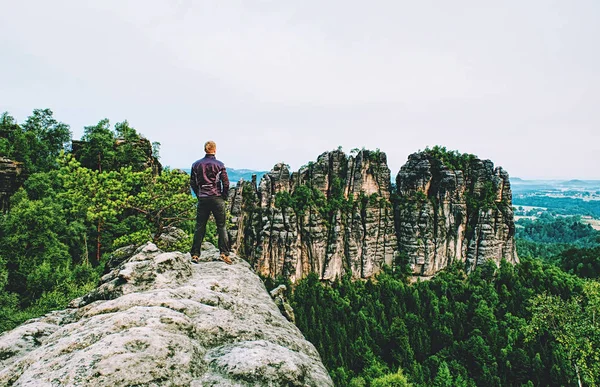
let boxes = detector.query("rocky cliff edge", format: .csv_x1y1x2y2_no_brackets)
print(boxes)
0,243,333,386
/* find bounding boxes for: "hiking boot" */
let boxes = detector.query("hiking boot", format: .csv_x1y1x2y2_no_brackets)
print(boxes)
220,253,233,265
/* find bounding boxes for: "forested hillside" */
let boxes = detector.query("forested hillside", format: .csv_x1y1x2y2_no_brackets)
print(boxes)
285,258,599,386
0,110,212,332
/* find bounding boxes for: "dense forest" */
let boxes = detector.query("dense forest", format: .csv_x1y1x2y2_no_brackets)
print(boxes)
0,109,214,332
516,214,599,247
285,257,600,386
2,109,599,386
513,196,600,218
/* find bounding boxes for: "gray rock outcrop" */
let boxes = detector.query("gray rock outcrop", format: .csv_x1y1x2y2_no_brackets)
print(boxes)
228,148,518,282
270,285,295,323
395,150,518,277
0,243,333,386
0,157,26,212
228,149,397,282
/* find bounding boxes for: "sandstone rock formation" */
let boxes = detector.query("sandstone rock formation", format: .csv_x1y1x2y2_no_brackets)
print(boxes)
228,149,397,282
228,147,517,282
0,243,333,386
0,157,26,212
395,149,518,277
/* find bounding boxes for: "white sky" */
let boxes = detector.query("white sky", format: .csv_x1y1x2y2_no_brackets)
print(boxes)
1,0,599,179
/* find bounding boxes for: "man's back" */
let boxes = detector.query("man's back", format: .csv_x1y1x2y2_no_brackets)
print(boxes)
190,154,229,198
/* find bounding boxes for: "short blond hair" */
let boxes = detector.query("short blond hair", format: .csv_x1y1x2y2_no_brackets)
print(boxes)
204,141,216,154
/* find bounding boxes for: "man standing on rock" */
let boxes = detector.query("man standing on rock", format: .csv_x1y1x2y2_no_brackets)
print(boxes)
190,140,232,264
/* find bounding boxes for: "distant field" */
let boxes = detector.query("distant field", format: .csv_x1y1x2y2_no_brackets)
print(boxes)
582,217,600,230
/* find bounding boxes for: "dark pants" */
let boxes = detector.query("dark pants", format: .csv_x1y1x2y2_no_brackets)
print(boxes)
191,196,230,256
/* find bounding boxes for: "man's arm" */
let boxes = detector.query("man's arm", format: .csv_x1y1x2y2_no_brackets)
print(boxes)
190,164,198,196
220,167,229,198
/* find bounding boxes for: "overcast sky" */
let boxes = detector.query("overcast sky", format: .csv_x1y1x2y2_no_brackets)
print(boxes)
1,1,599,179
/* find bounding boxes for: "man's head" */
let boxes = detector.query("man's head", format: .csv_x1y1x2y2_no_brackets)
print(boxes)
204,141,216,155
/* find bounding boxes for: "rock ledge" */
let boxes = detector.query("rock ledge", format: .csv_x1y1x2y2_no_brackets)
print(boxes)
0,243,333,386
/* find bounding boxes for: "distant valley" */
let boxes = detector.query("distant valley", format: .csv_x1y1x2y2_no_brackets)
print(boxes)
511,178,600,229
511,178,600,200
180,167,266,184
